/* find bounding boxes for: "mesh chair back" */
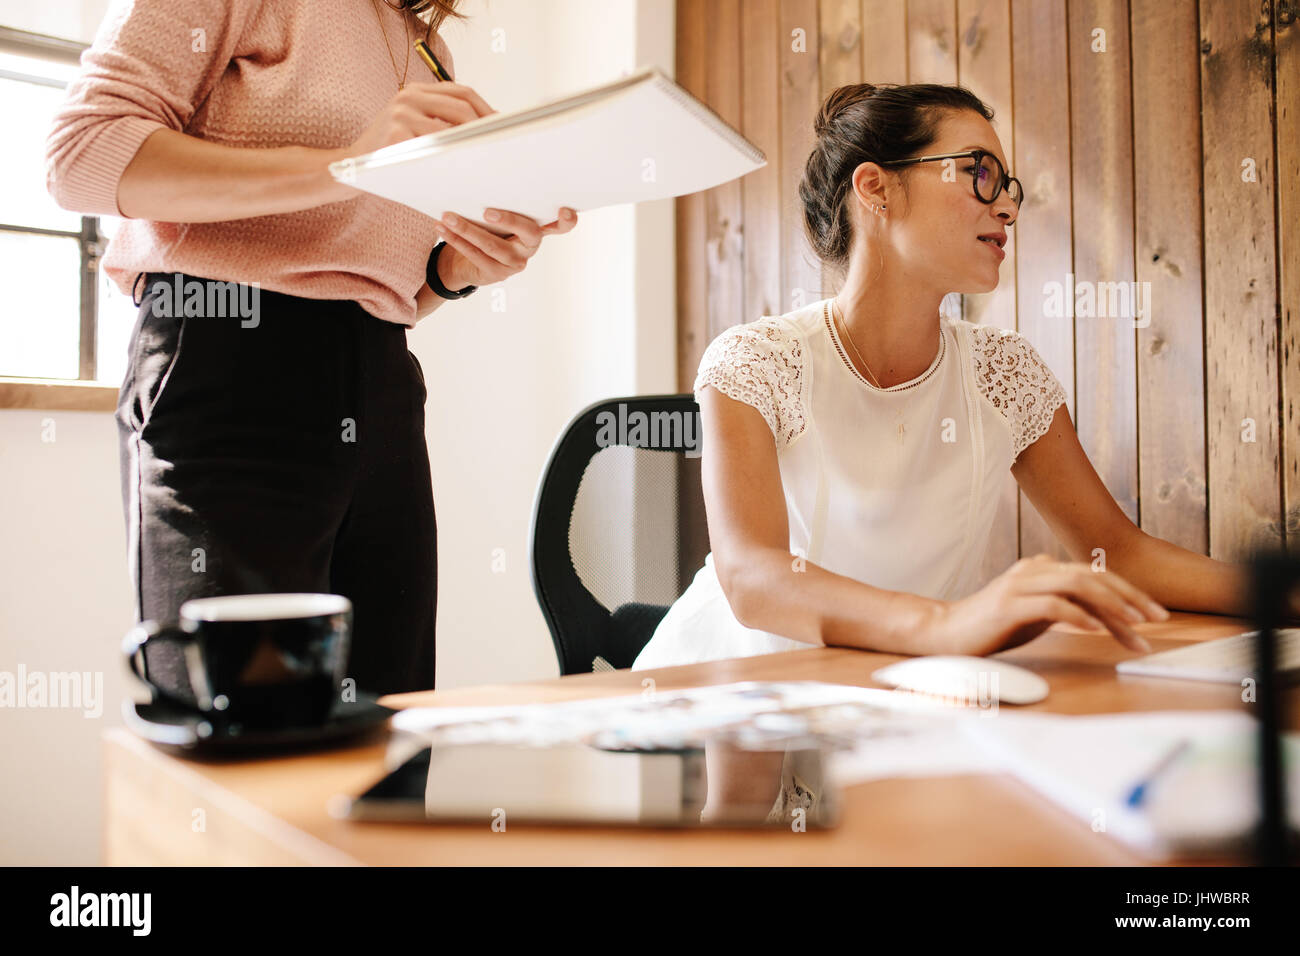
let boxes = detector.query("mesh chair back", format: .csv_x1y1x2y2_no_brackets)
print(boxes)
529,395,709,674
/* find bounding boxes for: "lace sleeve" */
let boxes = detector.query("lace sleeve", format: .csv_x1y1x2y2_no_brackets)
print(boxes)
970,325,1068,462
693,319,807,449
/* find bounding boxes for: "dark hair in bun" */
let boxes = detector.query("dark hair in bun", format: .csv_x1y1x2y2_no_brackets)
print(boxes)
800,83,995,271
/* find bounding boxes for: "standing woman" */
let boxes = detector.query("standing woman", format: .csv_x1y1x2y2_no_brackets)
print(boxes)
45,0,576,698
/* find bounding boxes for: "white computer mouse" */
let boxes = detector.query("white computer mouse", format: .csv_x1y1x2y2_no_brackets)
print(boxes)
872,655,1050,705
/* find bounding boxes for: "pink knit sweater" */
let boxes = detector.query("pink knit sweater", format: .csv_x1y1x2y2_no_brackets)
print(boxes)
45,0,455,327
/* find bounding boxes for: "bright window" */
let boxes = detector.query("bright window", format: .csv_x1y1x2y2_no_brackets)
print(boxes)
0,34,138,386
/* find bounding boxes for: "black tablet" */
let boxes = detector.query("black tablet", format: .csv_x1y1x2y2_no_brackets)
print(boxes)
338,739,839,829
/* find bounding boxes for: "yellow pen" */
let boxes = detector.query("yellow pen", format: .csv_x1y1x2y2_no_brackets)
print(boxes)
414,39,452,81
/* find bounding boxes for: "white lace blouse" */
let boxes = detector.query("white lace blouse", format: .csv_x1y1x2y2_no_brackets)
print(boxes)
632,296,1068,671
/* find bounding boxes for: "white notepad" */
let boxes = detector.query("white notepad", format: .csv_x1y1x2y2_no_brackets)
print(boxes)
961,710,1300,859
328,66,765,230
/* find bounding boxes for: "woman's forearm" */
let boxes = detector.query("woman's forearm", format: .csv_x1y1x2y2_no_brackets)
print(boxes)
721,547,941,655
117,128,356,222
413,283,449,320
117,129,478,321
1109,531,1254,617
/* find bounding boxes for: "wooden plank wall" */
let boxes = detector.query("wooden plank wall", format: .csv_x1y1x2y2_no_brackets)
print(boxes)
674,0,1298,569
1011,0,1074,564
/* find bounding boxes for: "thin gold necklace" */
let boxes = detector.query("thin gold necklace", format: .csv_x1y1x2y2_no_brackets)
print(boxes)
370,0,411,90
831,299,884,388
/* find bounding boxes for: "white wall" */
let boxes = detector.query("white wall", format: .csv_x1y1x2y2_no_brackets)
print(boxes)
0,410,132,865
413,0,676,686
0,0,675,864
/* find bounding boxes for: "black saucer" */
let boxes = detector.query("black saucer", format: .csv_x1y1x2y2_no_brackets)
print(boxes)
123,692,394,756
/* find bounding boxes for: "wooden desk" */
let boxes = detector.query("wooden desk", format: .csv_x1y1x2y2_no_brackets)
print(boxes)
103,613,1291,865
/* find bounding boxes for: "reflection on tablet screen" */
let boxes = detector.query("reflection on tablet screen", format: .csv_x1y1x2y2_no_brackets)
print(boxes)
344,738,839,829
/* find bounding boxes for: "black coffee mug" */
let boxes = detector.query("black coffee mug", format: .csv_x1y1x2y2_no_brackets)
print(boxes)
123,593,352,730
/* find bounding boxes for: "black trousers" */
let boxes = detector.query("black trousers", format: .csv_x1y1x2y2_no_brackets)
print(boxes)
116,272,437,700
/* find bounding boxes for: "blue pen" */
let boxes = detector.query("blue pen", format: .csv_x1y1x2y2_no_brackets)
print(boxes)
1125,739,1192,808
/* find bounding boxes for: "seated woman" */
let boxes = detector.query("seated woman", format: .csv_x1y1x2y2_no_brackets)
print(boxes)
635,81,1256,672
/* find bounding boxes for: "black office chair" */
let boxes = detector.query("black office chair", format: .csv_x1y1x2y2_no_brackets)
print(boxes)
529,394,710,675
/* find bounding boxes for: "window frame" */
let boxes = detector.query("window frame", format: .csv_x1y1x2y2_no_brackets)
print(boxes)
0,25,118,412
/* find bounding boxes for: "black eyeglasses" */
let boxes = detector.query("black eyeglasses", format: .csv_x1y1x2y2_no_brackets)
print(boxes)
878,149,1023,208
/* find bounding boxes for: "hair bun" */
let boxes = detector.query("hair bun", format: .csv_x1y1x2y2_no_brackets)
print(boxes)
814,83,878,135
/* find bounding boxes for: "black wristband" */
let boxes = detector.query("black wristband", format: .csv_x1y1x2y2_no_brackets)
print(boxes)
425,241,477,299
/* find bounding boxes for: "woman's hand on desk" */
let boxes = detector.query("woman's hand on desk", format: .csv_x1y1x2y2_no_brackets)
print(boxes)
921,553,1169,657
